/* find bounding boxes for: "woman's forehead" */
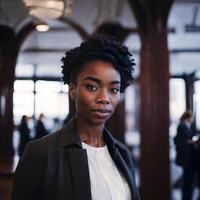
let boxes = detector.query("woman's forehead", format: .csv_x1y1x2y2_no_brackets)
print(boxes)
77,60,121,83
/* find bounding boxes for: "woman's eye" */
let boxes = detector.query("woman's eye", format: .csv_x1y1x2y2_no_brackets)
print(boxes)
86,85,97,91
111,88,119,93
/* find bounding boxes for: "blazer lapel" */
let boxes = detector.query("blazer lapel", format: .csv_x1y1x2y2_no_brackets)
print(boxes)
68,148,92,200
59,117,92,200
57,147,73,200
104,129,139,200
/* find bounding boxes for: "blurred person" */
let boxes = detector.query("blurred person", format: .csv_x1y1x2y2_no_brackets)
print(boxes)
193,127,200,200
174,110,200,200
35,113,49,139
11,35,140,200
18,115,31,157
52,117,62,132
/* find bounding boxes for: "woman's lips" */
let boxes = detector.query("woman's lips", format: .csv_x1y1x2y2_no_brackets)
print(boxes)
92,109,111,118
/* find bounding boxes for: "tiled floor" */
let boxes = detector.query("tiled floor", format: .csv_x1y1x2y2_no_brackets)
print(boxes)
171,162,199,200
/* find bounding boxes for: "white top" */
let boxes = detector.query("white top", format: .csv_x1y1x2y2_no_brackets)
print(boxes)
82,142,131,200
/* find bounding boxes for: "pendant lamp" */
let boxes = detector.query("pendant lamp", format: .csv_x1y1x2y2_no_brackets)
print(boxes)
22,0,73,20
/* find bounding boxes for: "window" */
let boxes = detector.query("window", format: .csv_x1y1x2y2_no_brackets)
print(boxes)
13,79,69,132
169,78,186,137
35,81,68,119
13,80,34,124
169,78,186,162
194,80,200,130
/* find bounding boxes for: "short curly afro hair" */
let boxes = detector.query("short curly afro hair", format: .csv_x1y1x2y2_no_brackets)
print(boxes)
61,34,135,93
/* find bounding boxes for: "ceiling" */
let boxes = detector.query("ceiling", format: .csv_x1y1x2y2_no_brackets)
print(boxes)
0,0,200,76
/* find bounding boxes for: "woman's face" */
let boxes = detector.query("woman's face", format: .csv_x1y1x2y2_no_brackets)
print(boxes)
69,60,121,126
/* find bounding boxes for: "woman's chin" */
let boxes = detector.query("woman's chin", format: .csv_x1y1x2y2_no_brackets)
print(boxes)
87,117,108,126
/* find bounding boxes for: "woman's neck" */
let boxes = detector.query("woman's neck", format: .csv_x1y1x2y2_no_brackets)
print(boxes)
76,117,105,147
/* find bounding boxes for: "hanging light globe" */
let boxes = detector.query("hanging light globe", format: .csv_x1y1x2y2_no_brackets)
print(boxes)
22,0,72,20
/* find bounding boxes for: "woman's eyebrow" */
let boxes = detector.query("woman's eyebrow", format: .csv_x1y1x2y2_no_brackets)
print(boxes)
83,76,101,84
110,80,120,85
83,76,121,85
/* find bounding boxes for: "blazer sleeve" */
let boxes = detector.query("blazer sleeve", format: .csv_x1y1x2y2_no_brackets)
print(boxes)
174,124,191,147
11,142,45,200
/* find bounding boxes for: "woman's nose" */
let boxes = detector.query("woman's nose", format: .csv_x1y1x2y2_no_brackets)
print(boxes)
96,90,110,104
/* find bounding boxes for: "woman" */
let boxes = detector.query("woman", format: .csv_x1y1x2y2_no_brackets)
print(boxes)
174,111,200,200
11,35,140,200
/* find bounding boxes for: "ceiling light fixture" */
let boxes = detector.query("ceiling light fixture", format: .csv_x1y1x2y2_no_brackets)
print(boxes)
22,0,73,20
36,23,49,32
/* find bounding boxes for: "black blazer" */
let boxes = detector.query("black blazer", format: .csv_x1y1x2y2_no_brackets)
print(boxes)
11,117,140,200
174,122,195,168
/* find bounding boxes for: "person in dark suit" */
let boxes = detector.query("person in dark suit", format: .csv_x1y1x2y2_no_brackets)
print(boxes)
174,110,200,200
35,113,49,139
11,35,140,200
18,115,31,157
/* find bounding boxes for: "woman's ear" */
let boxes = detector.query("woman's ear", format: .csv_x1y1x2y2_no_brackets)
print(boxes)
69,83,76,100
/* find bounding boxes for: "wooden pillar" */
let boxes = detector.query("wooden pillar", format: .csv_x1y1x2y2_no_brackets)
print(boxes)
64,97,76,124
140,26,171,200
0,22,35,163
128,0,173,199
106,100,125,143
0,26,16,162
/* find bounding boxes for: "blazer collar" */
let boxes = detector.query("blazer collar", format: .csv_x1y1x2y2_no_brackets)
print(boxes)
60,116,119,148
60,117,82,148
103,127,118,148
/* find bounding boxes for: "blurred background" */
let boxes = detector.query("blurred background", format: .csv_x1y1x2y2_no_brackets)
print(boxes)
0,0,200,199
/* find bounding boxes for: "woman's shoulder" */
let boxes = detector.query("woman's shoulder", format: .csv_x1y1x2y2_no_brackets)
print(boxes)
33,128,61,144
25,128,63,157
